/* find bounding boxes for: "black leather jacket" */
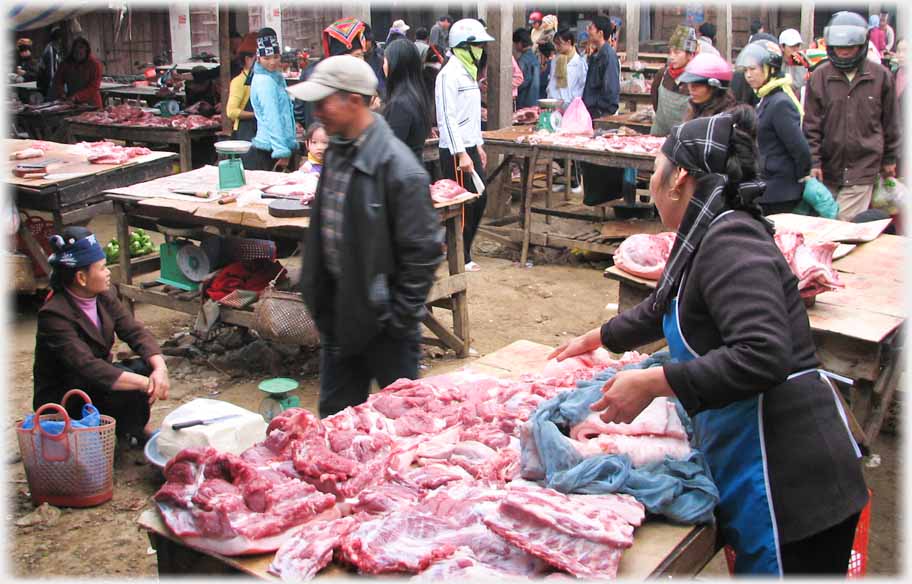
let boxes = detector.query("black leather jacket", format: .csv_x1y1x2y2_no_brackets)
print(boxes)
300,115,444,355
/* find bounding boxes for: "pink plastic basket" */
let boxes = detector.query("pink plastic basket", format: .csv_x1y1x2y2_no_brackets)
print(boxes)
16,390,117,508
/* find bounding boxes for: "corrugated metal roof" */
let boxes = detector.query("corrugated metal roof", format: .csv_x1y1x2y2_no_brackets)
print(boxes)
11,5,96,31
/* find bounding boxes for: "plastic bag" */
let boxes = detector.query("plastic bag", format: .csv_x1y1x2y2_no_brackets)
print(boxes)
872,175,907,215
558,97,593,136
22,403,101,435
798,177,839,219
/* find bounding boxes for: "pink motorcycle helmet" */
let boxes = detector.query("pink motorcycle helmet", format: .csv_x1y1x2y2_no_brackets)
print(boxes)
678,52,734,87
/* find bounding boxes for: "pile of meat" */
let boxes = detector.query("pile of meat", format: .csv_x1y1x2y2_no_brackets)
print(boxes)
22,100,86,114
614,232,677,280
512,107,540,125
262,170,320,204
74,141,152,165
9,141,54,161
153,348,661,580
430,179,470,204
774,231,843,298
613,230,844,298
68,104,220,130
517,131,666,156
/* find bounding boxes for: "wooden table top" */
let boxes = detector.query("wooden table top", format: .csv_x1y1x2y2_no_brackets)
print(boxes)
3,138,177,190
604,215,906,344
138,338,717,580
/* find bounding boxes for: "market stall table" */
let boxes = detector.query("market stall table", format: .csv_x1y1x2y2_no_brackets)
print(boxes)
603,214,905,447
15,104,96,141
104,165,475,356
136,338,718,578
4,138,178,287
10,80,128,105
65,116,220,172
481,126,658,265
595,113,653,134
619,90,653,113
102,85,187,107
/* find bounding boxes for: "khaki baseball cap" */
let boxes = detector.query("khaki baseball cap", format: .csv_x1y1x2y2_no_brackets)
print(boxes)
286,55,378,102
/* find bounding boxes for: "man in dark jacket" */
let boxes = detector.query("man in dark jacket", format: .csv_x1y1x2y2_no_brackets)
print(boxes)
288,55,444,417
362,24,387,98
804,11,900,221
37,26,63,98
513,28,540,109
579,15,624,206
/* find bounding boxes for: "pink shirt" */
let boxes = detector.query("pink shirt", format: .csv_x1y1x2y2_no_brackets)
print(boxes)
512,57,523,98
66,289,100,330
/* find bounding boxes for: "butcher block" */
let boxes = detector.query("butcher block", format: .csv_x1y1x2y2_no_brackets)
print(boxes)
137,340,718,579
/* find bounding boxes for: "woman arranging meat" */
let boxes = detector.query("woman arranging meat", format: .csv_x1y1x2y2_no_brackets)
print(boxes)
551,107,867,575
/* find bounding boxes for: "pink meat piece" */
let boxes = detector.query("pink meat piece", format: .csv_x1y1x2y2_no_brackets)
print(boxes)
397,463,475,490
30,141,54,151
269,515,361,581
352,482,425,515
568,493,646,527
430,179,469,203
10,148,45,160
614,232,677,280
584,433,692,467
570,397,688,441
153,448,338,556
394,409,445,436
774,230,843,297
338,512,463,574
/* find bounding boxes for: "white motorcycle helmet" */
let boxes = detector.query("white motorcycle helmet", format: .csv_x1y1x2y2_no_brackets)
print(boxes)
448,18,495,48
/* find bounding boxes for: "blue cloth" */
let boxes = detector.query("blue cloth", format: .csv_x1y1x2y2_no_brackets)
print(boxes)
48,233,105,269
250,62,299,159
794,177,839,218
521,351,720,524
664,295,782,574
23,403,101,436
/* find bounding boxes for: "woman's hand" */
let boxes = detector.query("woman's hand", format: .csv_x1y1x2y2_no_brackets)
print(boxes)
478,145,487,170
547,327,602,362
147,368,170,404
590,367,673,424
273,157,290,172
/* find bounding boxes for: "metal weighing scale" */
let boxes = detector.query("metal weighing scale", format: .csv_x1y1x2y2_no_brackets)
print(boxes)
214,140,251,190
536,99,563,133
157,99,181,117
257,378,301,422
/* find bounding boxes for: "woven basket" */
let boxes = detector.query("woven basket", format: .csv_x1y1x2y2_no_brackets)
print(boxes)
16,390,116,508
252,270,319,347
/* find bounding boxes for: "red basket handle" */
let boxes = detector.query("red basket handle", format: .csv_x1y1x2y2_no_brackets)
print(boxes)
31,403,72,441
61,389,94,410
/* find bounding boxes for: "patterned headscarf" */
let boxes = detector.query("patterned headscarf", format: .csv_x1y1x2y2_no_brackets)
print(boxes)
541,15,558,32
322,17,366,57
48,231,105,269
257,28,279,57
652,113,769,313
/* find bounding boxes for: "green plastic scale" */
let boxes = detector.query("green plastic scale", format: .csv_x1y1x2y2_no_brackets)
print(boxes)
257,378,301,422
536,99,563,133
214,141,251,190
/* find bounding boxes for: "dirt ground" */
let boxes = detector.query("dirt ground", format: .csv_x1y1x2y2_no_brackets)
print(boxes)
5,214,902,578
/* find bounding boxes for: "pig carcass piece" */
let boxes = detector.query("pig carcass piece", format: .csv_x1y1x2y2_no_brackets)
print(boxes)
613,232,677,280
774,230,843,297
430,179,469,203
74,141,151,165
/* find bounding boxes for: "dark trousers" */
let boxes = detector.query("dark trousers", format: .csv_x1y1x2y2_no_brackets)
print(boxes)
579,163,625,206
318,328,421,418
51,358,152,438
780,512,860,575
246,146,298,172
439,146,487,263
760,200,800,216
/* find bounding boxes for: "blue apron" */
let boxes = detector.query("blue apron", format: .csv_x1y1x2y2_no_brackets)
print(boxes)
662,276,784,575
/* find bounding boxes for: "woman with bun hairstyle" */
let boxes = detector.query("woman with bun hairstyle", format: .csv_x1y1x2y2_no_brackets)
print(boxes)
33,227,169,448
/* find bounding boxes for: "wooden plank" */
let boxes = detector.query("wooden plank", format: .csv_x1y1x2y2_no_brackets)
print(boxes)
474,339,555,375
119,284,257,329
16,221,52,278
425,274,468,304
600,219,666,239
108,254,162,283
831,234,905,279
863,354,901,442
9,254,37,294
58,200,114,225
422,313,465,353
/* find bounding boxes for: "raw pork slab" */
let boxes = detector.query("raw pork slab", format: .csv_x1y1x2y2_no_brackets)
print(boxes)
270,515,360,581
613,232,676,280
570,397,687,441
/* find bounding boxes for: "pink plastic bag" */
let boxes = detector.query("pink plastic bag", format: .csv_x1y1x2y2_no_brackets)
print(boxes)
559,97,593,136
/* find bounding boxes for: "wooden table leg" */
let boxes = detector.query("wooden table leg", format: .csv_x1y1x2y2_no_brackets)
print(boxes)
862,343,902,443
115,201,135,314
446,210,470,356
544,156,553,225
564,158,572,202
179,134,192,172
51,210,65,234
16,222,52,277
520,147,540,267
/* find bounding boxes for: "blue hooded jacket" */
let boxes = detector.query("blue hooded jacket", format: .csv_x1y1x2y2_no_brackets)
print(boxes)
250,62,298,159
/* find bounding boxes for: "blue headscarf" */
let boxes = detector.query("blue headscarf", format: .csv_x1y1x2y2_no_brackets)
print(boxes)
48,231,105,269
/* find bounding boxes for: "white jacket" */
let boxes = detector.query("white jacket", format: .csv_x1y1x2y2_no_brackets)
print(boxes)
435,57,483,154
547,52,587,107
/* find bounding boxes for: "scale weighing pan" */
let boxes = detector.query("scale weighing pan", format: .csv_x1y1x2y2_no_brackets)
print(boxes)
214,140,252,154
268,199,311,218
143,430,169,469
537,99,562,108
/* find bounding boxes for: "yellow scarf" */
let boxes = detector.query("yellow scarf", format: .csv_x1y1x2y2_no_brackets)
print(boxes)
454,46,483,80
757,74,803,120
554,54,570,88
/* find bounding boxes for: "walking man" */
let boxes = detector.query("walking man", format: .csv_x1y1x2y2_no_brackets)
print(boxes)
288,56,444,417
